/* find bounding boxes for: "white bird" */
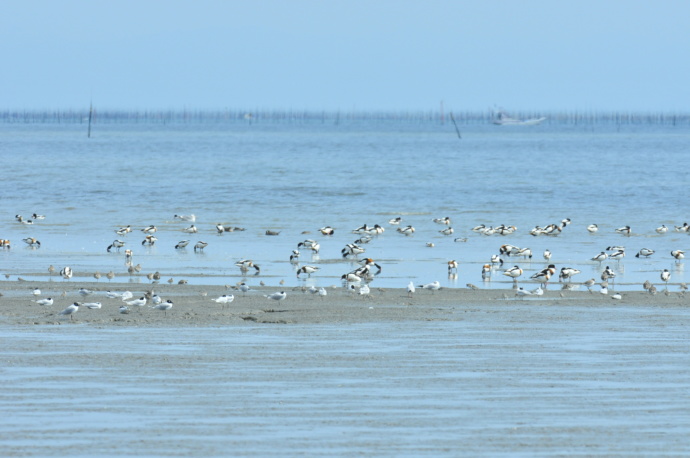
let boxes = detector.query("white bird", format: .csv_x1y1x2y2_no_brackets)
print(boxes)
194,241,208,252
297,265,320,277
31,213,46,220
418,281,441,292
406,281,416,297
107,239,125,252
433,217,451,225
615,225,631,236
502,266,523,281
119,305,130,314
116,225,132,235
84,302,102,309
318,287,328,298
591,252,608,262
611,293,622,300
609,249,625,261
439,227,454,236
388,217,402,225
600,285,609,295
120,291,134,301
174,214,196,222
359,284,370,296
215,223,225,234
175,240,190,249
58,302,80,320
151,294,162,305
141,225,157,234
33,297,53,306
182,225,198,234
213,294,235,305
543,249,552,261
559,267,581,282
656,225,668,234
78,288,93,297
635,248,655,258
265,291,287,301
32,288,41,296
151,300,173,315
238,283,251,295
661,269,671,286
583,278,596,293
126,297,147,307
671,250,685,262
515,287,532,298
531,286,544,296
60,266,73,280
447,260,458,274
397,225,415,235
587,224,598,233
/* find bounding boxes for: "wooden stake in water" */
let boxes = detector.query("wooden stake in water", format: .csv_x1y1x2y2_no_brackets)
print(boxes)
450,112,462,139
87,102,93,138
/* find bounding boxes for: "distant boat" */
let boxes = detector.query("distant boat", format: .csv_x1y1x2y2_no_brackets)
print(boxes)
492,110,546,126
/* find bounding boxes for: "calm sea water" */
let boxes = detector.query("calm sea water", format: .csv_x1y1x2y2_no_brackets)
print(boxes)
3,305,690,456
1,119,689,291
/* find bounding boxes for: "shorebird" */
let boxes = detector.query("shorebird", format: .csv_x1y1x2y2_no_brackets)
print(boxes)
635,248,655,258
656,225,668,234
515,287,532,299
182,225,198,234
213,294,235,306
78,288,93,297
22,237,40,248
609,249,625,261
141,235,157,246
265,291,287,301
472,224,486,232
447,260,458,274
439,227,454,236
559,267,581,282
318,287,328,298
236,259,260,274
671,250,685,262
59,266,73,281
141,225,157,234
289,249,300,263
174,214,196,222
238,283,251,295
115,225,132,236
194,241,208,252
215,223,225,234
602,266,616,283
175,240,190,249
126,297,147,308
151,300,173,315
407,281,415,297
433,217,451,225
58,302,80,320
591,252,608,262
84,302,102,309
342,273,362,283
32,288,41,296
531,267,552,287
341,243,365,258
502,266,523,282
543,249,552,261
297,265,320,278
615,226,631,236
583,278,596,293
107,240,125,252
587,224,599,233
397,225,415,235
661,269,671,288
418,281,441,292
319,226,335,236
388,217,402,225
481,264,491,280
33,297,53,306
490,255,504,267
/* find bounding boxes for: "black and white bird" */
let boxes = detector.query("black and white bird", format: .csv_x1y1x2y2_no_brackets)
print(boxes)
635,248,655,258
60,266,73,281
58,302,80,320
297,265,320,278
151,300,173,315
33,297,53,306
194,241,208,252
265,291,287,301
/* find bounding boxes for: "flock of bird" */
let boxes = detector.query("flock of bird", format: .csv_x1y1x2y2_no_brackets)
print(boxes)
8,212,690,308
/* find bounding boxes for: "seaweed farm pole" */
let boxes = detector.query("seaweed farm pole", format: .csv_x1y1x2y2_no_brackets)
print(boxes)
87,102,93,138
449,112,462,139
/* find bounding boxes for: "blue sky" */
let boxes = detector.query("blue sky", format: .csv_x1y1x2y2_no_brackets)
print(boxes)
2,1,688,112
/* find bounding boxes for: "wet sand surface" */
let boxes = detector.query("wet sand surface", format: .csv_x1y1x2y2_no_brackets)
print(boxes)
2,281,690,455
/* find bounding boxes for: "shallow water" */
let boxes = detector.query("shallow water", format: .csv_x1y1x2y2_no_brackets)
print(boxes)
1,120,689,291
3,302,690,456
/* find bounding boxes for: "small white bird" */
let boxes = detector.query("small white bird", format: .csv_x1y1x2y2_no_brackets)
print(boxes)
78,288,93,297
150,294,162,305
194,241,208,252
84,302,102,309
418,281,441,292
531,286,544,296
213,294,235,305
359,284,370,296
238,283,251,295
615,225,631,236
182,225,198,234
611,293,622,300
297,265,320,277
656,225,668,234
175,240,190,249
407,281,415,297
516,287,532,298
543,249,552,261
671,250,685,262
58,302,80,320
586,224,599,233
119,305,130,314
120,291,134,301
174,214,196,222
591,252,608,262
151,300,173,315
318,287,328,298
60,266,73,280
439,227,454,236
32,288,41,296
126,297,147,307
265,291,287,301
33,297,53,306
661,269,671,286
635,248,655,258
